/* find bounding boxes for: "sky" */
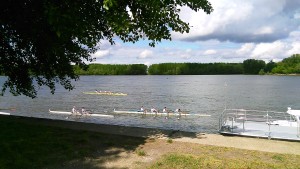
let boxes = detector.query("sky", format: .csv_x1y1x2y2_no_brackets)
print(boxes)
91,0,300,65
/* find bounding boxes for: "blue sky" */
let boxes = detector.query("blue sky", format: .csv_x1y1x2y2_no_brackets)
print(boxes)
91,0,300,65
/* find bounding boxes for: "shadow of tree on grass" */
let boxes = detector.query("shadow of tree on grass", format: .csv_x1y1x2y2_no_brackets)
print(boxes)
0,115,199,169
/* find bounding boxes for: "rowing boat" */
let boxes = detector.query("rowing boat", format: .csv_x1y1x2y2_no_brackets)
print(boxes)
49,110,114,118
113,110,150,114
83,92,127,96
113,109,211,117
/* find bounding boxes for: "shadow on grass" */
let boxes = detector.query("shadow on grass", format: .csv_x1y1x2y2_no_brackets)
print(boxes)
0,115,199,169
0,116,145,169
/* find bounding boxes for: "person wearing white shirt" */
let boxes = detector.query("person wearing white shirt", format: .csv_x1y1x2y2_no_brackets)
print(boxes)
151,107,158,116
72,106,78,115
175,108,181,119
163,107,169,119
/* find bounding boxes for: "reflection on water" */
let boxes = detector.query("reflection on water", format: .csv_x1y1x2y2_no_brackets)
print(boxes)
0,75,299,133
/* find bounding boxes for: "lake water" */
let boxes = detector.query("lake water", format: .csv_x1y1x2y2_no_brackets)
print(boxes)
1,75,299,133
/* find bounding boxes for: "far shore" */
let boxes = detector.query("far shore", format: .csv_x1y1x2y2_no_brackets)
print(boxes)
2,115,300,155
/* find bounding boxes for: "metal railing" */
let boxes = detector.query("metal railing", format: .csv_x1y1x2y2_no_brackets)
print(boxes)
219,108,295,130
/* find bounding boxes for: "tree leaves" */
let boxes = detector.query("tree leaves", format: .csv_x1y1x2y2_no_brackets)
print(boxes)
0,0,213,98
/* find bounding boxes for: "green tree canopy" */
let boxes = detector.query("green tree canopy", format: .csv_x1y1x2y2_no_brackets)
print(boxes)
272,54,300,74
243,59,266,74
148,63,243,75
0,0,213,98
264,60,277,73
74,64,147,75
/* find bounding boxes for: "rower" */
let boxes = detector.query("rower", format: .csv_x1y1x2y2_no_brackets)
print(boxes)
82,107,87,115
139,106,147,115
141,106,146,115
72,106,78,114
151,107,158,116
140,106,144,112
175,108,181,119
163,107,169,119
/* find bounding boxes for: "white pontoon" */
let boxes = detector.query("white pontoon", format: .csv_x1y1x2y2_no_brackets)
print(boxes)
219,107,300,141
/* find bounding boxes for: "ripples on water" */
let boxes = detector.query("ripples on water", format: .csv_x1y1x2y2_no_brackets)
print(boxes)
0,75,300,133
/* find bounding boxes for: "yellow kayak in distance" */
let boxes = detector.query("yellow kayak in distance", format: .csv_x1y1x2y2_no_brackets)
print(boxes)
83,92,127,96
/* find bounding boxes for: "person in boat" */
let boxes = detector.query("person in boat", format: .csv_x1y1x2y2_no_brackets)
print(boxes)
140,106,145,112
163,107,169,119
95,89,99,93
72,106,78,114
175,108,181,119
81,107,89,115
151,107,158,116
140,106,146,115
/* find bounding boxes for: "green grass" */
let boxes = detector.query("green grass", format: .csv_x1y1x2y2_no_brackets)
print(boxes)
167,138,173,143
150,146,300,169
136,148,146,156
0,116,145,169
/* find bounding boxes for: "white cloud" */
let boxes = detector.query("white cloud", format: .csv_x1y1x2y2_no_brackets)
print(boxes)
250,41,287,60
236,43,255,56
91,50,110,59
179,49,193,59
287,42,300,56
95,40,114,49
174,0,253,39
89,1,300,65
254,27,273,35
203,49,217,55
173,0,300,43
288,30,300,41
143,62,152,66
138,50,153,59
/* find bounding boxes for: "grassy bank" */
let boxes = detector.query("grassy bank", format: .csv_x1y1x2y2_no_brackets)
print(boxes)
0,116,299,169
0,116,146,169
150,147,300,169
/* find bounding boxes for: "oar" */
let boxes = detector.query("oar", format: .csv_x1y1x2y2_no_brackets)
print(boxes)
194,114,211,117
0,107,16,111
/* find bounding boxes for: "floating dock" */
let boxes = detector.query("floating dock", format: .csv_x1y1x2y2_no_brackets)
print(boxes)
219,109,300,141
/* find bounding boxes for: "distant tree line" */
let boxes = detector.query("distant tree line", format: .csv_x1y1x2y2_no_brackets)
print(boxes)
73,54,300,75
148,63,243,75
74,64,147,75
242,54,300,75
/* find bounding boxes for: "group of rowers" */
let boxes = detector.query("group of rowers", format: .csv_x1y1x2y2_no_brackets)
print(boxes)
72,106,90,115
95,90,112,93
140,106,183,119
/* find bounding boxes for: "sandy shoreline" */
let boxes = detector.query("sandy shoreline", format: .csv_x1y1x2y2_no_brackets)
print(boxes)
4,115,300,155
